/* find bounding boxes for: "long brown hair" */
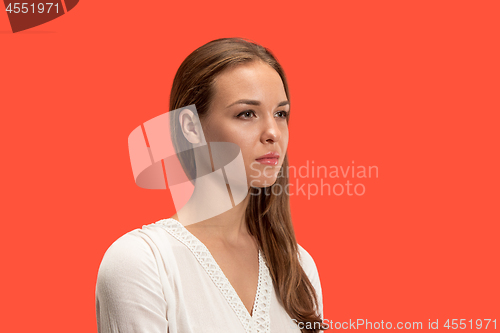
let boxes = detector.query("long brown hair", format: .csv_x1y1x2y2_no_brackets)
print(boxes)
169,38,325,332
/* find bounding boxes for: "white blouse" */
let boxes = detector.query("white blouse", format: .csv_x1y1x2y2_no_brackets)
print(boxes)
95,218,324,332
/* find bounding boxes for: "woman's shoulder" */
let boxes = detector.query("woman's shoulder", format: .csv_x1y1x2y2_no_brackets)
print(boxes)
296,244,321,288
297,244,318,270
297,243,324,316
95,223,170,332
96,219,181,280
97,227,158,285
99,228,152,264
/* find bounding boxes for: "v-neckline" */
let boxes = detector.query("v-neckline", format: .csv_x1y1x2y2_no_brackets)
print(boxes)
154,218,272,333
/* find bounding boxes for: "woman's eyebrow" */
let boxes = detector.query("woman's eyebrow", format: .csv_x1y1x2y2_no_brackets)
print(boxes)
226,99,290,108
226,99,260,108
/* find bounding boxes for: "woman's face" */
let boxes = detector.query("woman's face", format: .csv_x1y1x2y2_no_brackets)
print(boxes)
201,60,289,188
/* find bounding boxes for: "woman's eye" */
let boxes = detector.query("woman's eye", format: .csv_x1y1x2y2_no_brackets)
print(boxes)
276,111,289,118
237,110,256,119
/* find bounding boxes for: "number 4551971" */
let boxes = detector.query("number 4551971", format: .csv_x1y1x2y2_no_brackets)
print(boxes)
6,3,59,14
444,319,496,330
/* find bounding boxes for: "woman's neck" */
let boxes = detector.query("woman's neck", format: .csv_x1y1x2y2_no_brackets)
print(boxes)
171,182,252,246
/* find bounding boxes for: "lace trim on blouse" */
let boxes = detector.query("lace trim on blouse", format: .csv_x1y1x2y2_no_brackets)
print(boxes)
153,218,272,333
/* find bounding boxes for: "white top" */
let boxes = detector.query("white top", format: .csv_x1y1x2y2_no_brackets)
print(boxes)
95,218,323,333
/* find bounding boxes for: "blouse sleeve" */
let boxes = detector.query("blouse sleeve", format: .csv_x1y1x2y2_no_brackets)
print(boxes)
95,232,168,333
297,244,324,319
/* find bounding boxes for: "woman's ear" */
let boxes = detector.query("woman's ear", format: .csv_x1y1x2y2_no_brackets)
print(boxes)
178,108,204,144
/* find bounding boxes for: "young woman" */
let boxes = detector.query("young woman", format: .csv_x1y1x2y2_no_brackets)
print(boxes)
96,38,326,333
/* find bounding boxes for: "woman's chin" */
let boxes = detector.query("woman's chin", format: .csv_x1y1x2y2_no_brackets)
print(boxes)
248,177,278,188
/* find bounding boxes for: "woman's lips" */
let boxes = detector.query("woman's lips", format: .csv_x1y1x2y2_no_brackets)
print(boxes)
255,156,279,166
255,152,280,165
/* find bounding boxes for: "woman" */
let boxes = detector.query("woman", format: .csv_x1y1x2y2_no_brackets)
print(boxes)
96,37,326,333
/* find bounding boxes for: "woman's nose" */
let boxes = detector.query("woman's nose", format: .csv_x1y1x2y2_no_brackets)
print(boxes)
261,114,281,144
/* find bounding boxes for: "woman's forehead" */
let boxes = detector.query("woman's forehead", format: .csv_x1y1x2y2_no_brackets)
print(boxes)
211,62,287,107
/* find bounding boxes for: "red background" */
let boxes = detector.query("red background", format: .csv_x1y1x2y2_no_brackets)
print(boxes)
1,1,498,331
